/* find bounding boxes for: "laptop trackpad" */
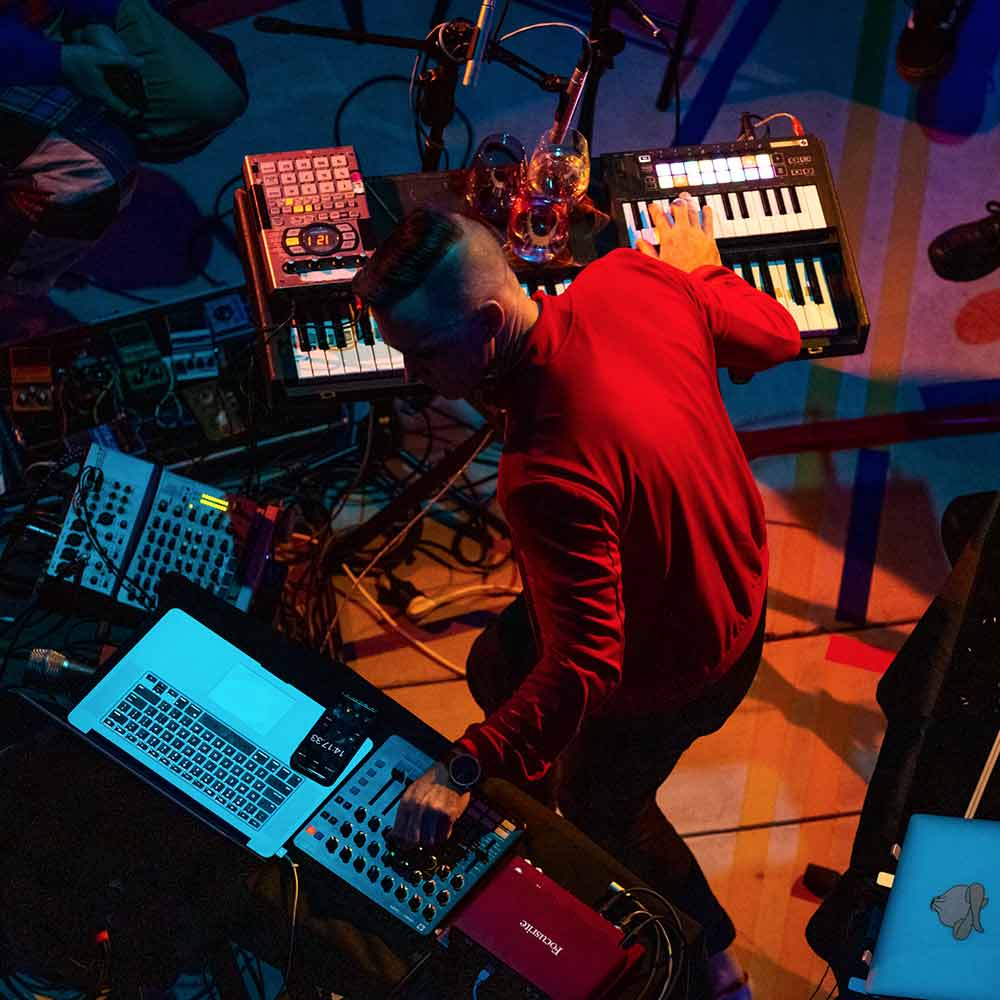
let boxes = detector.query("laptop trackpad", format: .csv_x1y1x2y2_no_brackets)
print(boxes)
208,664,296,736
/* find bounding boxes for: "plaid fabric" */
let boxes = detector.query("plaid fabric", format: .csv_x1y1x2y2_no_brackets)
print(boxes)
0,83,83,137
0,0,247,294
0,94,136,295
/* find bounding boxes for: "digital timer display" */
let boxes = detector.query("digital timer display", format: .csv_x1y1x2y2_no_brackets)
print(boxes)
301,224,339,255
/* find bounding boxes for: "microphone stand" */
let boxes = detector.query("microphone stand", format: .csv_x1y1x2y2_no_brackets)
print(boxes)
253,15,568,174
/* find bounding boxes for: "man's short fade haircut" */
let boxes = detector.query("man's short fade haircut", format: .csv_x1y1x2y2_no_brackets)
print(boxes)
352,208,465,310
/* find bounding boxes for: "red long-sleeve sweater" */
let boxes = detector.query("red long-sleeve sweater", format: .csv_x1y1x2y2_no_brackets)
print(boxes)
454,248,801,784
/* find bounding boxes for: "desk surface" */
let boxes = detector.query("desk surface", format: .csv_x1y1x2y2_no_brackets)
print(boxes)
1,574,708,999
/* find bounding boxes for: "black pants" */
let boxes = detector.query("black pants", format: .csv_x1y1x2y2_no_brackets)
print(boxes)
466,597,766,956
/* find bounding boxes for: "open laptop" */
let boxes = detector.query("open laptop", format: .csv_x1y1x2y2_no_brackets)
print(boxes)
68,606,375,860
66,606,523,936
851,813,1000,1000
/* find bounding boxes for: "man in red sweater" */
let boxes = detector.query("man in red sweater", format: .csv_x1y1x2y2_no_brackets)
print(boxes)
353,196,800,999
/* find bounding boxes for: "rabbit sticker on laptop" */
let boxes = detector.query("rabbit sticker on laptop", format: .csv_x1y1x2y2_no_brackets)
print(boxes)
931,883,989,940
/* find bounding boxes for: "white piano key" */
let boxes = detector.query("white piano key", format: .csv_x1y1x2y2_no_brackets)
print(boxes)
637,201,658,245
730,261,745,280
812,257,839,330
353,315,378,372
622,202,640,247
750,261,766,294
743,189,771,236
756,188,778,235
703,194,727,238
727,192,748,237
322,321,346,375
520,281,531,295
795,258,824,331
554,279,570,294
338,317,362,374
370,333,394,371
786,186,809,228
290,324,315,380
765,187,790,233
801,184,827,229
654,198,674,224
767,262,804,332
772,187,795,231
781,261,813,331
306,326,331,376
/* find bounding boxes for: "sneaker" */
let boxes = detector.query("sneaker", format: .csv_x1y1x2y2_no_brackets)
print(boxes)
896,0,971,82
928,201,1000,281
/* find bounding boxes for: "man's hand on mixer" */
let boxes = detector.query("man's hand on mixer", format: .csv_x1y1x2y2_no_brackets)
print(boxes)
391,762,470,846
636,196,722,273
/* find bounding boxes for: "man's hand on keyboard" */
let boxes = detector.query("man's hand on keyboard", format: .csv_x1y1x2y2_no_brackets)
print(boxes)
391,762,470,846
636,196,722,273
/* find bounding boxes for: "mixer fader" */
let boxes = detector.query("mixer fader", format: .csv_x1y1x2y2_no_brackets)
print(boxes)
293,735,522,934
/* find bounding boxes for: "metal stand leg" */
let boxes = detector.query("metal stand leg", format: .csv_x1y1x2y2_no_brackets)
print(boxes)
656,0,699,112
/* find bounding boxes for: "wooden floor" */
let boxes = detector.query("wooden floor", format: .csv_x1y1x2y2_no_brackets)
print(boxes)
4,0,999,995
333,448,924,998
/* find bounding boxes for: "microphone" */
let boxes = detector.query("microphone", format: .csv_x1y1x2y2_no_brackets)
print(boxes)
26,648,97,682
551,50,590,144
616,0,672,48
462,0,496,87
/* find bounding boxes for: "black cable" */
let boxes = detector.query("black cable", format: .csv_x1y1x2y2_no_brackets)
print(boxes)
186,172,244,287
331,73,411,148
807,965,831,1000
491,0,513,44
74,466,155,610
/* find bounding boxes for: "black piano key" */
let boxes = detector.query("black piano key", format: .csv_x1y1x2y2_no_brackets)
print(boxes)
803,257,823,303
333,319,347,349
293,321,310,352
773,188,788,214
741,259,757,289
758,259,775,297
788,185,802,214
357,307,376,346
314,316,330,350
784,259,805,305
721,192,735,221
697,193,708,209
758,189,773,216
735,190,750,219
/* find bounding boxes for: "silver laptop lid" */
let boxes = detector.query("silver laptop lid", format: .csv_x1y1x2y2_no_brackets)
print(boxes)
68,608,370,858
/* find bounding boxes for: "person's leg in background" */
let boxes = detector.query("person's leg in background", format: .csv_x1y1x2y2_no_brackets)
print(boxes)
556,612,766,999
112,0,248,162
0,93,137,296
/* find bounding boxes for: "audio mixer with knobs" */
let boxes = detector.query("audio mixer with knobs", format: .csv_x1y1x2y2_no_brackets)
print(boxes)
45,444,248,613
293,735,522,934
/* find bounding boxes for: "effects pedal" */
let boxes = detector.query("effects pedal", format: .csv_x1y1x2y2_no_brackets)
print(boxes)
168,327,219,382
9,345,54,412
179,381,245,440
205,292,251,336
109,322,170,397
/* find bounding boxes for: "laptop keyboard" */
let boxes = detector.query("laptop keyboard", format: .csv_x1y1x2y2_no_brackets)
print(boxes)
101,671,303,829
